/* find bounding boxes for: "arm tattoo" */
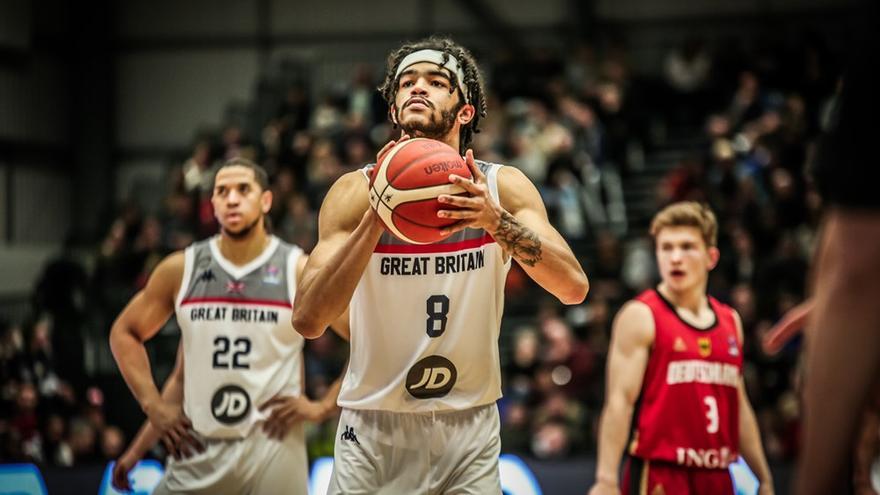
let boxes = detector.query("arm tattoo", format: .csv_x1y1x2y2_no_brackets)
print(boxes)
493,211,543,267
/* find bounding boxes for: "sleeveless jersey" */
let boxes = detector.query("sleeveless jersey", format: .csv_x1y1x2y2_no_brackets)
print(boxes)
174,236,305,439
338,160,511,412
629,289,743,469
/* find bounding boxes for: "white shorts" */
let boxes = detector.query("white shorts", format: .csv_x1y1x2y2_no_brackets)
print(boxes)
152,422,307,495
328,404,502,495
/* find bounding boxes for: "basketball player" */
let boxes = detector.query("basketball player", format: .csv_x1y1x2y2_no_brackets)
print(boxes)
792,0,880,491
111,334,347,490
109,158,348,494
588,202,773,495
292,36,589,493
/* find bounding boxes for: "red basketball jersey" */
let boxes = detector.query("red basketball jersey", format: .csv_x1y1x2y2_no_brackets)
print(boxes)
628,289,743,469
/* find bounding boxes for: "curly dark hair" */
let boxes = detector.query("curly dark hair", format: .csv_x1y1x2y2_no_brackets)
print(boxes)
378,36,487,154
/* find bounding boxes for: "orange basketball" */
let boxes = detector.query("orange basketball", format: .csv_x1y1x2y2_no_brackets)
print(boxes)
369,138,472,244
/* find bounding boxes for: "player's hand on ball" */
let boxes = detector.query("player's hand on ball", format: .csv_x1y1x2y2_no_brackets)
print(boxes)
144,399,202,459
438,149,504,235
111,451,137,491
260,395,326,440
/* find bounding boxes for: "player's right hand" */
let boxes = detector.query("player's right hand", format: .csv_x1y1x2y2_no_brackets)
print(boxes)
587,481,620,495
144,400,203,459
111,451,137,491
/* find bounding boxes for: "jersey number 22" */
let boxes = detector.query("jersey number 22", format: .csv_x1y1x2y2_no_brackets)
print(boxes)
213,336,251,369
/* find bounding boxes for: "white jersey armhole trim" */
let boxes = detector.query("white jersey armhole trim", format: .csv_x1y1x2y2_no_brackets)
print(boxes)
486,163,502,202
175,246,195,310
360,165,372,182
286,245,305,304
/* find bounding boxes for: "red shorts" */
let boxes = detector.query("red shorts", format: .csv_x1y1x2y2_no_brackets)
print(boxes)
622,457,734,495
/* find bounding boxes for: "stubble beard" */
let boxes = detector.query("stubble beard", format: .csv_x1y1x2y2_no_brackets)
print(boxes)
222,215,262,240
397,105,458,141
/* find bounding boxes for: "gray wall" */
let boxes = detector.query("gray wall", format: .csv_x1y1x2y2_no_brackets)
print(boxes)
0,0,75,299
0,59,69,145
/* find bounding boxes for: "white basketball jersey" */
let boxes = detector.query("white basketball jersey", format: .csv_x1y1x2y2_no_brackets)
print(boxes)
339,161,511,412
175,236,305,439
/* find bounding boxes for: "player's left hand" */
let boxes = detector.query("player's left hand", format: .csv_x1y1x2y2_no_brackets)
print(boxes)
437,149,505,235
259,395,327,440
111,450,138,491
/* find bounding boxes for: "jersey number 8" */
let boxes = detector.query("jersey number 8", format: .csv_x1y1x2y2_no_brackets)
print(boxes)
426,295,450,338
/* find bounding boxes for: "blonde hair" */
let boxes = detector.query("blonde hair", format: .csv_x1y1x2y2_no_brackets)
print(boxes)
650,202,718,247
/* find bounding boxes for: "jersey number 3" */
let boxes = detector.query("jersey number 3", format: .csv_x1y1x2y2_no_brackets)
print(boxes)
703,396,719,434
213,336,251,369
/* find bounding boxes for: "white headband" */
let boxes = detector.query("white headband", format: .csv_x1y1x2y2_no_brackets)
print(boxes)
394,49,470,104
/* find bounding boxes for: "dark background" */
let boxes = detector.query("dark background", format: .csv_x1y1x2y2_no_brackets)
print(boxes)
0,0,861,492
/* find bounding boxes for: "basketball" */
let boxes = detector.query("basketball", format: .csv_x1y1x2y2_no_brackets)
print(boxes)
369,138,472,244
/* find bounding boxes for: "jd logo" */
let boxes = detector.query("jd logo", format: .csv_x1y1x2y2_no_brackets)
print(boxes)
405,355,457,399
211,384,250,424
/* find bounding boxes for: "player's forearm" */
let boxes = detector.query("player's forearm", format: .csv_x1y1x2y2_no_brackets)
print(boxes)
162,357,185,406
489,211,588,304
798,213,880,495
319,367,346,419
739,401,773,487
109,325,162,412
594,396,634,486
293,212,384,338
126,419,162,460
125,364,186,458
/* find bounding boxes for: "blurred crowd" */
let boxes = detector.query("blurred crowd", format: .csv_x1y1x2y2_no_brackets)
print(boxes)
1,317,126,466
1,29,838,468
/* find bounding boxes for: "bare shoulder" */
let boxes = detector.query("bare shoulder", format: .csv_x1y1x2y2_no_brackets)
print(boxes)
612,300,656,346
147,250,186,298
318,170,371,235
496,165,542,213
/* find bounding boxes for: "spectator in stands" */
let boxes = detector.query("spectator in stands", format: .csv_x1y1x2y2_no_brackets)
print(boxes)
664,37,712,125
67,417,99,465
181,139,214,195
40,413,71,466
541,317,597,403
100,425,125,461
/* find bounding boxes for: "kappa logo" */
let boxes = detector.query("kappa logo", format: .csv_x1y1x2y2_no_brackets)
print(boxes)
673,337,687,352
341,425,360,444
697,337,712,357
197,269,216,283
